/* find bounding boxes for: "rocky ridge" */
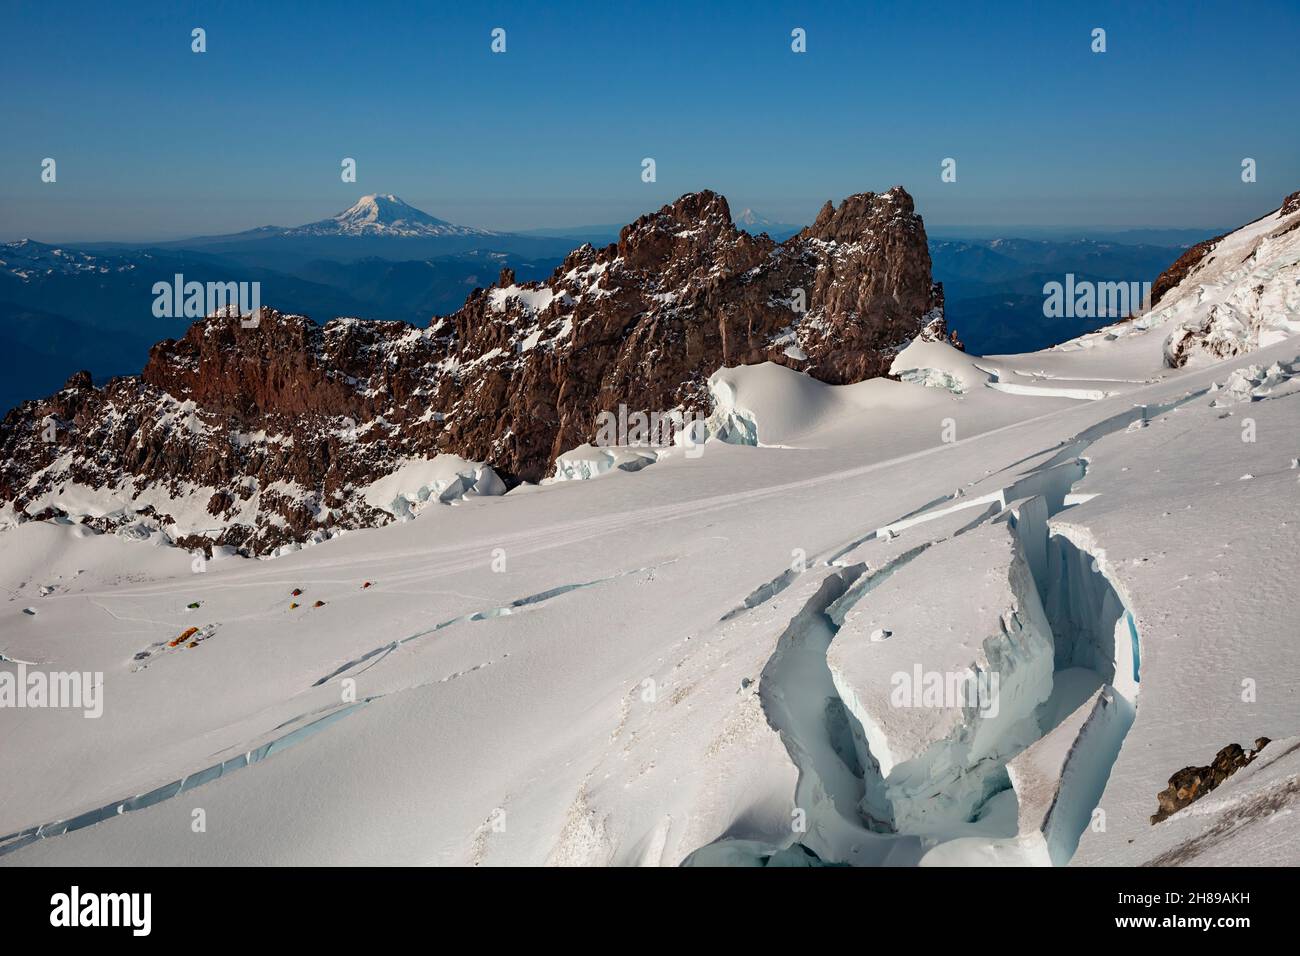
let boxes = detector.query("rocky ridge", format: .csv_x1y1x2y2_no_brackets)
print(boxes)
0,187,953,555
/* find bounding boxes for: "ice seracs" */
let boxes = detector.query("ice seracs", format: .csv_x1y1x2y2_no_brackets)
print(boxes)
827,521,1057,834
1006,685,1128,866
547,444,662,482
362,456,505,519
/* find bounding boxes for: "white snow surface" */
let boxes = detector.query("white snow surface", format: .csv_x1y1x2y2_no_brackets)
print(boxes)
2,207,1299,867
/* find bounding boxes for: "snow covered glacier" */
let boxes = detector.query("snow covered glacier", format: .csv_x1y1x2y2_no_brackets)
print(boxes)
2,196,1299,867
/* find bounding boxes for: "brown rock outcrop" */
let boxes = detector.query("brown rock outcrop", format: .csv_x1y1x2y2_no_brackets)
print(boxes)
0,187,953,555
1151,738,1271,824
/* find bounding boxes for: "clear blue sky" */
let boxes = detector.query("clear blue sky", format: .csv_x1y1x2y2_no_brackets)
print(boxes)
1,0,1297,240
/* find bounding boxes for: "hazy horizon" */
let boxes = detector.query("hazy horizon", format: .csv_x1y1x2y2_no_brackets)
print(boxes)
2,0,1298,243
0,189,1272,246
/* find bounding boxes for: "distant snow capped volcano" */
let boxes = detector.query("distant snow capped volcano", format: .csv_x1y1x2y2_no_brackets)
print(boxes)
734,208,778,228
733,208,801,238
282,194,496,238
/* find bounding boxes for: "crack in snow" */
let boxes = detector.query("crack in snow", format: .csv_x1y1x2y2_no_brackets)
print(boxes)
311,564,665,687
0,697,378,858
684,396,1181,866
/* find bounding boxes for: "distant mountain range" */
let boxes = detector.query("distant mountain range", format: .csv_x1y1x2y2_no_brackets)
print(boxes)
77,195,577,272
0,197,576,412
7,183,1294,558
0,193,1199,413
929,237,1188,354
0,186,952,553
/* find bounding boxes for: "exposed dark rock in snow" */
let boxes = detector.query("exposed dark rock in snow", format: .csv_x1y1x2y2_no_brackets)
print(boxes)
1148,233,1227,309
0,188,951,555
1150,738,1271,824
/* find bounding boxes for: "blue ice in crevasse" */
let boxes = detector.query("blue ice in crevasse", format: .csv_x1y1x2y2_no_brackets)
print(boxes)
1125,611,1141,684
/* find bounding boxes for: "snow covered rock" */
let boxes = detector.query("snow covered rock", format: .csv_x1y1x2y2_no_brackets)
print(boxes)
0,188,951,554
1149,191,1300,367
1049,189,1300,372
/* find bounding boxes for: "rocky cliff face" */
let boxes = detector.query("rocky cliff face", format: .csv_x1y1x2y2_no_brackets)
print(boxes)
0,187,953,555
